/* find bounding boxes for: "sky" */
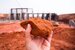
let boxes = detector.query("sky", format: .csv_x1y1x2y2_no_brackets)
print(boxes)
0,0,75,14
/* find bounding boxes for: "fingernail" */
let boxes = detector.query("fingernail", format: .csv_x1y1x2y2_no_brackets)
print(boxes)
28,24,30,27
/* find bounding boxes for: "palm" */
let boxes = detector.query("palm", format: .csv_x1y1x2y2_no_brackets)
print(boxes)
32,37,50,50
25,35,51,50
24,24,52,50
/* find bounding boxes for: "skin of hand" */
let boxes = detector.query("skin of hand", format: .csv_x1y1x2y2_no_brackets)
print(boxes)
25,24,53,50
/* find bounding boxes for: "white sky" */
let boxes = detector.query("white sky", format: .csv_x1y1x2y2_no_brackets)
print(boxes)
0,0,75,14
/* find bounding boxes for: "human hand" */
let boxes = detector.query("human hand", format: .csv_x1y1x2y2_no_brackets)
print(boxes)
25,24,53,50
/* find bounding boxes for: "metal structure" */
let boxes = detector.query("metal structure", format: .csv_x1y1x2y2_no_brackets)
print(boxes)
10,8,33,20
10,8,51,21
69,20,75,27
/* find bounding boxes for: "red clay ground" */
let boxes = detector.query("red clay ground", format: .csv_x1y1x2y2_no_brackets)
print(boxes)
0,20,74,50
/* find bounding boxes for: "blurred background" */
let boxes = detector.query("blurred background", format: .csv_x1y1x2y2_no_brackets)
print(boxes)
0,0,75,14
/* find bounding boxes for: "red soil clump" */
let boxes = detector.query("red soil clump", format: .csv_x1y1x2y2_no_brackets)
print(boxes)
21,18,53,39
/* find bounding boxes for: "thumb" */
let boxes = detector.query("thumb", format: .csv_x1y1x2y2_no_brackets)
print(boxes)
25,24,32,33
25,24,32,40
47,31,53,43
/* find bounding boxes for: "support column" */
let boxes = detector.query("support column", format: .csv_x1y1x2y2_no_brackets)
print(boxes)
37,13,39,18
16,8,20,20
21,8,24,20
19,8,21,20
11,8,14,20
14,9,16,21
41,13,44,19
49,13,51,20
26,8,28,20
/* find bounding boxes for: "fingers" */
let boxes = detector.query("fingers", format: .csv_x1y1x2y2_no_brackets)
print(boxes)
25,24,32,40
47,31,53,43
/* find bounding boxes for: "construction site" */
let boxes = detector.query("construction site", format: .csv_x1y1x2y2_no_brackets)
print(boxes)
0,0,75,50
0,7,75,50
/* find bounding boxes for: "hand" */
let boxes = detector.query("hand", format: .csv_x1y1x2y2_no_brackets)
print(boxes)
25,24,53,50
